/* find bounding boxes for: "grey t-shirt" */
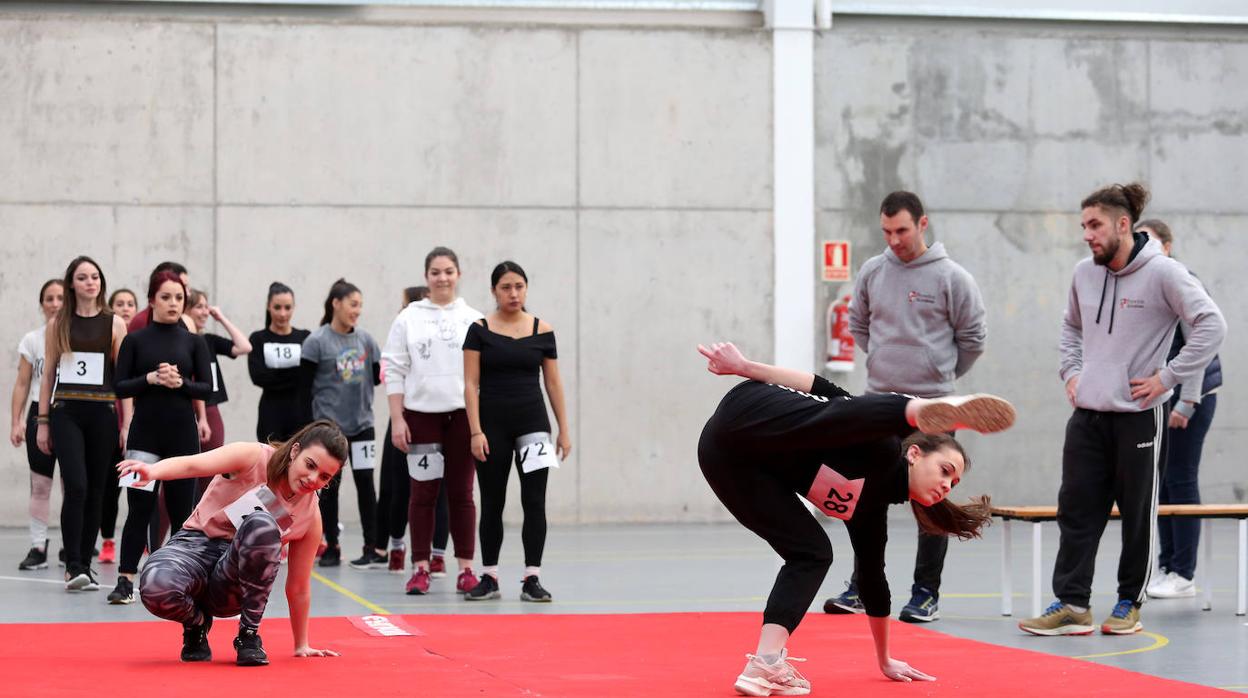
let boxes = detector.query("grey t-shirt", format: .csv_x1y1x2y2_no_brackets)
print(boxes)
302,325,380,436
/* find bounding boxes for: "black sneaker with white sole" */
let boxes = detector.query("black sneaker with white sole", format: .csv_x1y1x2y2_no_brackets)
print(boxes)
234,627,269,666
520,575,552,602
65,564,98,591
465,574,501,601
349,547,388,569
19,545,48,571
107,576,135,605
181,614,213,662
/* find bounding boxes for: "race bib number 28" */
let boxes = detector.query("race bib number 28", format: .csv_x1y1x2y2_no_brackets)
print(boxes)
804,465,864,521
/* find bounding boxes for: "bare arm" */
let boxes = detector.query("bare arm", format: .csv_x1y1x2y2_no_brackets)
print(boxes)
286,514,338,657
869,615,935,682
35,319,60,455
697,342,815,393
210,308,253,356
541,356,571,460
10,358,33,447
117,441,261,485
464,348,488,462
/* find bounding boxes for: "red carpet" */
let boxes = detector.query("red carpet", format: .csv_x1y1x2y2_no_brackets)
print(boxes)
3,612,1230,697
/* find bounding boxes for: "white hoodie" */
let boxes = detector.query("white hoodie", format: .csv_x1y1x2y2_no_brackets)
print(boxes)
383,298,483,413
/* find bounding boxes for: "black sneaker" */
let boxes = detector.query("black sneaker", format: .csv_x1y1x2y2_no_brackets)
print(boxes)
19,544,48,571
234,627,269,666
65,564,96,592
899,585,939,623
465,574,501,601
317,544,341,568
823,581,865,614
520,575,552,603
107,576,135,605
348,547,387,570
181,614,213,662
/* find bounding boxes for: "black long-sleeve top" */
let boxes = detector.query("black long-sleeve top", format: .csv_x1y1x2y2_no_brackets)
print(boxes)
706,376,911,617
247,327,311,402
114,320,213,420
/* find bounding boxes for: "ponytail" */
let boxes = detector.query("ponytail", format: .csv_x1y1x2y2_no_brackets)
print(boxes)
903,432,992,540
320,278,361,327
265,281,294,330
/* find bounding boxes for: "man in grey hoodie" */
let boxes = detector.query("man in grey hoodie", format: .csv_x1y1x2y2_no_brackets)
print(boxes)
1019,183,1226,637
823,191,986,623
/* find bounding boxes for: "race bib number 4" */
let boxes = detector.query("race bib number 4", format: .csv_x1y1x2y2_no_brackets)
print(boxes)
804,465,864,521
351,441,376,471
263,343,301,369
58,352,105,386
407,445,445,482
516,432,559,474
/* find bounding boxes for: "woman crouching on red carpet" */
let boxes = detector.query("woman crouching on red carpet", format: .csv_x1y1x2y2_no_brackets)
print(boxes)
117,419,347,665
696,342,1013,695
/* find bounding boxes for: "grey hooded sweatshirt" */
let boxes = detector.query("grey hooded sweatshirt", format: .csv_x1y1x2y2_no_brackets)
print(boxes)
849,241,987,397
1059,233,1226,413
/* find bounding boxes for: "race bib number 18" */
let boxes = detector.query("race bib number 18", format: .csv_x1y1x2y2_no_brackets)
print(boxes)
516,432,559,474
804,465,864,521
263,343,301,369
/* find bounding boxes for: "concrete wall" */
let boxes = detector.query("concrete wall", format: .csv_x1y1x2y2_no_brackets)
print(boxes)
1,7,1245,531
816,17,1248,506
0,10,773,528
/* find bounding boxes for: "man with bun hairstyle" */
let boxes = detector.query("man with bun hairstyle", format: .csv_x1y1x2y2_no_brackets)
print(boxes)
1019,183,1226,636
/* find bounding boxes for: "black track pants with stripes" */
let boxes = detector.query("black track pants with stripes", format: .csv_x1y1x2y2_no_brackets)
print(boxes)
1053,405,1168,608
139,512,282,631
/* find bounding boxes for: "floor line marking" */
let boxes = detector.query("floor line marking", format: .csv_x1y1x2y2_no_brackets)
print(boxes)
1073,631,1169,659
310,571,392,615
0,575,66,586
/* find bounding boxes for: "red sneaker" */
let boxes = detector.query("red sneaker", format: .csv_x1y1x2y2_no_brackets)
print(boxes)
98,539,116,565
388,548,406,575
405,568,431,595
457,569,479,593
429,555,447,578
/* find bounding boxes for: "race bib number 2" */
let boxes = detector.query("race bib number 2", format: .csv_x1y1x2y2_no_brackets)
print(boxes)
58,352,105,386
516,432,559,474
263,343,301,369
804,465,864,521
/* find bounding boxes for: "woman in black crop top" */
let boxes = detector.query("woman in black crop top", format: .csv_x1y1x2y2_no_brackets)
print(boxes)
696,341,1014,692
463,261,570,603
36,256,129,591
108,272,213,605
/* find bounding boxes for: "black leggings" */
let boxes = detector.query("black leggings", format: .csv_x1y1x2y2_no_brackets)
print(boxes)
375,426,449,549
698,393,910,633
119,410,201,575
255,392,302,442
51,400,118,569
321,428,378,550
477,407,551,568
100,445,123,540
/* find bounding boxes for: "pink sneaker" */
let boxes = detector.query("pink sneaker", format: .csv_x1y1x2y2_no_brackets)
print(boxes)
405,568,431,596
429,555,447,578
457,569,479,593
734,650,811,696
388,548,406,575
98,539,116,565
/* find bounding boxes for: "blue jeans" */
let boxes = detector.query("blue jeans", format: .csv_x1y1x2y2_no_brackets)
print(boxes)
1157,394,1217,580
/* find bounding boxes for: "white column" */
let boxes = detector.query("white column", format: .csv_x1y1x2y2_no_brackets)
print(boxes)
767,0,817,371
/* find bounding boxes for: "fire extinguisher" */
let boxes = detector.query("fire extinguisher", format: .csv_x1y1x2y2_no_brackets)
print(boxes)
826,293,855,372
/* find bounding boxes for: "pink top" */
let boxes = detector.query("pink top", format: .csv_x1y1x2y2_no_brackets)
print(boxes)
182,444,319,543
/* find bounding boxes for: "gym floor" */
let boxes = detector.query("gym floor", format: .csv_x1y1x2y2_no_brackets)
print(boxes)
3,514,1245,693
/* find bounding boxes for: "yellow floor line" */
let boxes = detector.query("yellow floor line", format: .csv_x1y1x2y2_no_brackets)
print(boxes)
311,571,392,615
1073,631,1169,659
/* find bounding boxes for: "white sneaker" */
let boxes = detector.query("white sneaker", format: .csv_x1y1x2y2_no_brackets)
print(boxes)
914,394,1016,434
1147,571,1195,599
734,649,811,696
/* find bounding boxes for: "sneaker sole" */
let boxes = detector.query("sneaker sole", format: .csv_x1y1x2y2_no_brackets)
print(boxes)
405,587,430,596
520,593,553,603
1018,623,1094,636
108,595,135,605
430,572,447,579
917,395,1016,434
237,657,270,667
734,676,776,697
1147,589,1195,599
19,563,50,571
65,574,92,591
823,601,864,614
899,610,939,623
465,591,501,601
1101,622,1143,635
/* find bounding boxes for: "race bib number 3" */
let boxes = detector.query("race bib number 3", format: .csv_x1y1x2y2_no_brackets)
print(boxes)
263,343,301,369
805,465,864,521
58,352,105,386
351,441,376,471
407,446,445,482
516,432,559,474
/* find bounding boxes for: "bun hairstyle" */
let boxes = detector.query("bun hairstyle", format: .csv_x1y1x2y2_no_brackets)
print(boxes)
266,419,349,486
264,281,294,329
1081,182,1150,226
320,278,361,326
905,432,992,540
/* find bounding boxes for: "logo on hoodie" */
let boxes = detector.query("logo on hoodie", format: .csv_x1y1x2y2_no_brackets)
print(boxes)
908,291,936,305
1119,298,1145,310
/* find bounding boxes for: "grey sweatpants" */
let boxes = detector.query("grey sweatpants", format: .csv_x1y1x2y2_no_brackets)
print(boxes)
139,512,282,630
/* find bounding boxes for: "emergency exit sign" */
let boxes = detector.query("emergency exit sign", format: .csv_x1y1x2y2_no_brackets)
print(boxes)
823,241,851,282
